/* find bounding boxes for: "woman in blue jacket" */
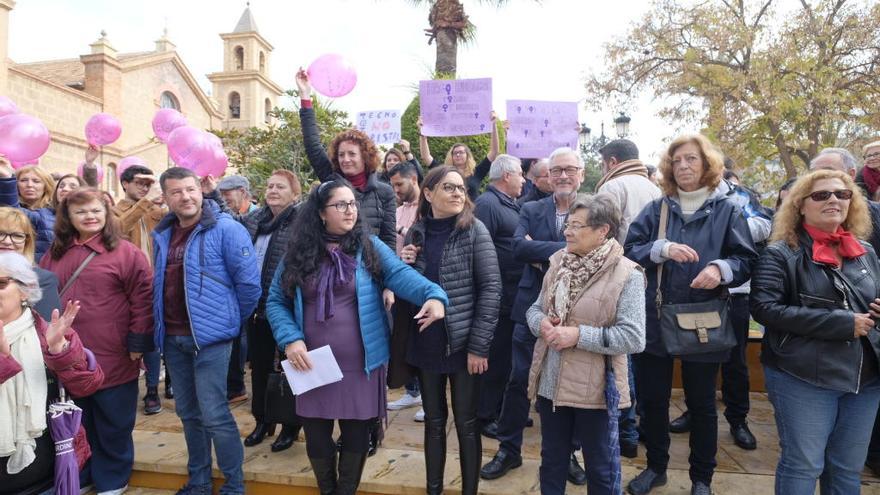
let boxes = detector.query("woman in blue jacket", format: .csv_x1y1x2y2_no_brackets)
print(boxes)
266,179,447,495
623,134,757,495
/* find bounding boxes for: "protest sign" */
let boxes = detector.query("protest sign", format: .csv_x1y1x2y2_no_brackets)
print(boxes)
356,109,401,145
419,78,492,137
506,100,579,159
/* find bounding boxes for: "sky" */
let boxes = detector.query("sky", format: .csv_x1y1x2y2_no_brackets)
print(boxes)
6,0,692,162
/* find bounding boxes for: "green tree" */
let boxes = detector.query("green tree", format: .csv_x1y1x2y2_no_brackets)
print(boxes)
587,0,880,185
212,91,351,198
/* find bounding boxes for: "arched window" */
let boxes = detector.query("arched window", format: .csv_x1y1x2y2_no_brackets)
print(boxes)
229,92,241,119
259,52,266,73
234,46,244,71
264,98,272,124
160,91,179,110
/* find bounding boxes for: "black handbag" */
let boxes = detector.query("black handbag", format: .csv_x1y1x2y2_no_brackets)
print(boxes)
264,352,297,425
655,200,736,355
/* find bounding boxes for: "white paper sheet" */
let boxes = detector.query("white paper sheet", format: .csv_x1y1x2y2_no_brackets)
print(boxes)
280,345,344,395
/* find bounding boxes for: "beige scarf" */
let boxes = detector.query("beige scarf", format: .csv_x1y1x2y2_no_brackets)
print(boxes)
549,238,617,323
594,159,648,191
0,309,47,473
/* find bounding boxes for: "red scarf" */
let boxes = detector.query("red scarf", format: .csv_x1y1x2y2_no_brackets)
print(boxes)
346,171,368,191
803,223,866,267
863,166,880,197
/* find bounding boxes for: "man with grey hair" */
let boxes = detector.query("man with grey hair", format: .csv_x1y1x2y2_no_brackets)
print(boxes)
595,139,660,244
474,154,525,436
218,175,258,215
518,158,553,205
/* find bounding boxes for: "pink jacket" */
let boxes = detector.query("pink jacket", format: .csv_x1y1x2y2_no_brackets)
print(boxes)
0,309,104,398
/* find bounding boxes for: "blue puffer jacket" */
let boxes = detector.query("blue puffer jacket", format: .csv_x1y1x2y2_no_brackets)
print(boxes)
0,177,55,262
152,200,261,350
266,235,448,375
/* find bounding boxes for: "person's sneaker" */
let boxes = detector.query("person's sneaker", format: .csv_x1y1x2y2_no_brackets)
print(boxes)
627,468,667,495
174,483,211,495
388,393,422,410
567,454,587,485
97,484,128,495
143,386,162,415
414,408,425,422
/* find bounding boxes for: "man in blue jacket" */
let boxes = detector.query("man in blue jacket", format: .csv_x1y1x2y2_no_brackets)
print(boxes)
481,147,588,485
152,167,261,495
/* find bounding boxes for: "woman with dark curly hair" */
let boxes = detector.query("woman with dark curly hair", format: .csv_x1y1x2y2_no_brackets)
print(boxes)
39,188,153,494
266,179,447,495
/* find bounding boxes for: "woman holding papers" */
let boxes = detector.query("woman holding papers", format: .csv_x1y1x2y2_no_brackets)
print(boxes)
266,179,448,495
399,165,502,495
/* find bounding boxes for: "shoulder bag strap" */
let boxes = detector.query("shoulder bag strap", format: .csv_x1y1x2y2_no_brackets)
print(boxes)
655,200,669,316
59,251,98,298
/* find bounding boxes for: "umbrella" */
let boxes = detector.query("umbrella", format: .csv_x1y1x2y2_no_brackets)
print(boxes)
47,385,83,495
603,353,622,494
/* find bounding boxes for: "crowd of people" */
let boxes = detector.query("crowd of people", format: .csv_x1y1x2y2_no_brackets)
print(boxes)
2,67,880,495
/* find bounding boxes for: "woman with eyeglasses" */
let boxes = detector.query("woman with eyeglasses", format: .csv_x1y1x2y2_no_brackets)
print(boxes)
416,113,503,201
0,251,103,495
399,166,501,495
0,208,60,321
751,169,880,493
39,188,153,495
856,140,880,200
266,179,447,495
624,134,756,495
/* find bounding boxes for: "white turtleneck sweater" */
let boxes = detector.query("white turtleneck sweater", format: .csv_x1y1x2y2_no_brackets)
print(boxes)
676,186,710,219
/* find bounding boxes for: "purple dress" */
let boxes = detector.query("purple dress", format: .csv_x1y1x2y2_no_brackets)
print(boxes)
296,263,385,420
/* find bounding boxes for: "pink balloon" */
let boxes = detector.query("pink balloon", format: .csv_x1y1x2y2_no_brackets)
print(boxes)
85,113,122,146
0,114,51,163
167,126,216,173
117,156,148,178
307,53,357,98
152,108,187,143
0,96,19,118
77,162,104,183
205,145,229,177
11,159,38,170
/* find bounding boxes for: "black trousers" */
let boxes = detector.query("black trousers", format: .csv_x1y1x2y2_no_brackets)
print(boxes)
477,314,514,423
720,294,751,426
419,368,481,495
635,352,719,485
226,330,246,396
302,417,372,458
248,317,300,426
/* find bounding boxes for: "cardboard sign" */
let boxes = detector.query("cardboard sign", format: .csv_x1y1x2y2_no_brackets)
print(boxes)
356,109,401,145
506,100,579,159
419,78,493,137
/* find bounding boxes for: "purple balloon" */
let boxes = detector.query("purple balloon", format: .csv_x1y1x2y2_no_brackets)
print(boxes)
117,156,148,178
77,162,104,183
0,96,19,118
167,126,217,174
152,109,187,143
85,113,122,146
307,53,357,98
0,114,51,163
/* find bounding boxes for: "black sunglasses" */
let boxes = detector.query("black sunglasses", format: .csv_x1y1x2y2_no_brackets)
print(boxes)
805,189,853,202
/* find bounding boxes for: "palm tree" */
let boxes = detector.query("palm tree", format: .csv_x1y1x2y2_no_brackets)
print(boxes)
410,0,513,77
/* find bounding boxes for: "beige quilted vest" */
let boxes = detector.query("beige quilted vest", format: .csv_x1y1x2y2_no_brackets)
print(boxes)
527,247,637,409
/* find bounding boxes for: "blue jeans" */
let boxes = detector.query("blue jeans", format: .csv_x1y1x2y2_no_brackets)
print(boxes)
496,323,537,456
143,350,161,388
164,335,244,494
765,365,880,494
618,355,638,446
76,379,138,492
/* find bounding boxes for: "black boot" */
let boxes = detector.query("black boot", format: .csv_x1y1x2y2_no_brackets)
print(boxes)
335,450,367,495
367,418,380,457
271,424,300,452
424,416,447,495
244,421,276,447
309,453,337,495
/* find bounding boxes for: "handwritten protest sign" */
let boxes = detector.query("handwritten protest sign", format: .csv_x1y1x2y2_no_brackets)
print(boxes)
506,100,579,159
356,110,401,145
419,78,492,137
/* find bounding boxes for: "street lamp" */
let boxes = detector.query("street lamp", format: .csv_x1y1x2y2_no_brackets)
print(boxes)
614,112,631,138
578,124,591,154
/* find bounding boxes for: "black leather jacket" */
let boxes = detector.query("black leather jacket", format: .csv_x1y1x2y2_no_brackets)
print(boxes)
750,231,880,393
407,218,501,357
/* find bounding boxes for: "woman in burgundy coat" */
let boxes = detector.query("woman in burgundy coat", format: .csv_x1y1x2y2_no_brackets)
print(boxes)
0,251,104,495
40,188,153,495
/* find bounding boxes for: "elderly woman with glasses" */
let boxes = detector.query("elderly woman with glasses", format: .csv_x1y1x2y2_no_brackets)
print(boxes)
0,207,60,321
525,193,645,494
0,251,103,494
752,169,880,494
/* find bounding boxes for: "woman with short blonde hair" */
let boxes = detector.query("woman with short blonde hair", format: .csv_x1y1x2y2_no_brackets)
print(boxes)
0,163,57,261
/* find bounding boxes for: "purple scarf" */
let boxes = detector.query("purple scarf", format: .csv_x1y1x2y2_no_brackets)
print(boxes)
315,244,357,322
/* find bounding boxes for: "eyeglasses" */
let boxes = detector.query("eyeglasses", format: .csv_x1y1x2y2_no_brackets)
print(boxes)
563,223,590,231
549,167,582,177
439,183,466,194
452,150,468,156
0,276,23,290
865,152,880,160
0,231,27,244
326,200,359,212
805,189,853,202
